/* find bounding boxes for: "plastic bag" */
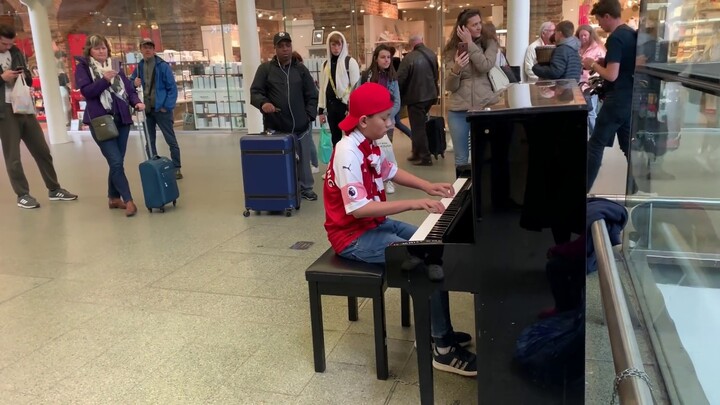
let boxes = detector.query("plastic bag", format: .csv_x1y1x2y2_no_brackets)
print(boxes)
318,125,333,165
375,134,396,165
11,75,35,115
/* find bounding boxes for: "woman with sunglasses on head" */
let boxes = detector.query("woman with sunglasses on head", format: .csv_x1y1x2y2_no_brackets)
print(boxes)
444,9,517,211
576,25,606,134
75,34,145,217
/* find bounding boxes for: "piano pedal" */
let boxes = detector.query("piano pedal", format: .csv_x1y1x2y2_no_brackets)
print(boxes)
427,264,445,282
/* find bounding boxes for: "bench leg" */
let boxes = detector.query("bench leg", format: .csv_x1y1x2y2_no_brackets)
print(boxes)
372,293,389,380
347,297,358,321
401,289,411,327
308,282,326,373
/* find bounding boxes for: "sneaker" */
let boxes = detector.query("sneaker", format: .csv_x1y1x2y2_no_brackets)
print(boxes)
432,344,477,377
311,165,320,174
175,169,183,180
17,195,40,209
48,188,78,201
301,190,318,201
385,181,395,194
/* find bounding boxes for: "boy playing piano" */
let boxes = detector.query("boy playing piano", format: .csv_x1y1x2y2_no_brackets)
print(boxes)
322,82,477,377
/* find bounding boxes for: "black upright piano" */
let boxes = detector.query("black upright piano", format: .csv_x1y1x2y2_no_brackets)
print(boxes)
386,80,588,404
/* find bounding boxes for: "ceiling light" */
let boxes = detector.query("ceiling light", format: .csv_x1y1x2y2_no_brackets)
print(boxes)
293,17,297,21
282,16,287,20
269,15,273,19
345,25,351,28
257,13,263,18
360,9,365,13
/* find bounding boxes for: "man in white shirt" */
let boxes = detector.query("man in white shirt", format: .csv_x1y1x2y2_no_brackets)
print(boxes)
523,21,556,82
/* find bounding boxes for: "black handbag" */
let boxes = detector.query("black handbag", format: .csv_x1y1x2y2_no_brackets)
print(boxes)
90,114,119,142
581,76,608,100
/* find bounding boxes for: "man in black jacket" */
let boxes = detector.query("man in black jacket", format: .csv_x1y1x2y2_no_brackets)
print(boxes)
397,35,438,166
532,20,582,81
250,32,319,201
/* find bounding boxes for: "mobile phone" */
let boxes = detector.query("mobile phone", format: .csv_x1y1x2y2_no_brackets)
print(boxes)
111,59,123,72
458,42,468,54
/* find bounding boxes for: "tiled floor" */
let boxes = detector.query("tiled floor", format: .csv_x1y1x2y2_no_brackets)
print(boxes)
0,127,483,404
0,123,634,404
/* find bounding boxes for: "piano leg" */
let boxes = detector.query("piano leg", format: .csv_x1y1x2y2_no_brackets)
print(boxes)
411,288,435,405
401,290,411,327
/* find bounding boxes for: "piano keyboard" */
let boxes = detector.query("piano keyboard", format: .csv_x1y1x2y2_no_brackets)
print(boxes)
410,178,470,241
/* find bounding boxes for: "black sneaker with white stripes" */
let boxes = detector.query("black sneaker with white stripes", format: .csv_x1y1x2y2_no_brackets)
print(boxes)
17,195,40,209
48,188,78,201
432,344,477,377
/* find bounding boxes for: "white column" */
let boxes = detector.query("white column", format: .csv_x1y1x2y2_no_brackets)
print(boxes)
507,0,530,81
236,0,263,133
20,0,70,144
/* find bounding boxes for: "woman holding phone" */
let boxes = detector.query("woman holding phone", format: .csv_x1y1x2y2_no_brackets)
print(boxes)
75,34,145,217
444,9,517,212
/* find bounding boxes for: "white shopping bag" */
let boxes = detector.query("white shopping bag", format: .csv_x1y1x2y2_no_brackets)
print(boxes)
376,134,397,166
11,75,35,115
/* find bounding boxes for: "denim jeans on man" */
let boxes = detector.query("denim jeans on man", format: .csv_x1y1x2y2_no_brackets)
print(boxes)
295,124,315,192
145,110,181,168
587,95,632,192
90,121,133,202
339,218,456,347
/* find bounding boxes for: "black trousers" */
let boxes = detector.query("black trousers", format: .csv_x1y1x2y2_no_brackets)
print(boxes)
407,100,435,161
326,99,348,146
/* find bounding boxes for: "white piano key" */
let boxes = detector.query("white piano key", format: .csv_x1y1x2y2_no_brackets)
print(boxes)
410,178,468,241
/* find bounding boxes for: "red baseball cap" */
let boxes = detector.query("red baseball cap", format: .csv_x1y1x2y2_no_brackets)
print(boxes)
338,82,394,133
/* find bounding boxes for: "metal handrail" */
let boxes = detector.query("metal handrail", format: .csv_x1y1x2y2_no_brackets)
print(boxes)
591,219,654,404
590,194,720,210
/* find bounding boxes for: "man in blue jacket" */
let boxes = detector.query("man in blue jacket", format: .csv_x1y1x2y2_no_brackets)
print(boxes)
131,38,183,179
532,21,582,81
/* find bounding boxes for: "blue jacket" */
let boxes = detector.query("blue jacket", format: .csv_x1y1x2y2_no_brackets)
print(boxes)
75,57,141,126
532,37,582,81
130,56,177,111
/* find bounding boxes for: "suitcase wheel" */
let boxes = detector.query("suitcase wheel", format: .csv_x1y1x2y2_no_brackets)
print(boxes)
147,208,152,213
243,210,251,217
173,200,177,207
285,209,292,217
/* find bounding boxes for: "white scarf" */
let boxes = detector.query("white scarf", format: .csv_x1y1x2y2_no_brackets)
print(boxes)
89,57,128,112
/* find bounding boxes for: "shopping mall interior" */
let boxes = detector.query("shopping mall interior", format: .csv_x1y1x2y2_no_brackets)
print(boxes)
0,0,718,403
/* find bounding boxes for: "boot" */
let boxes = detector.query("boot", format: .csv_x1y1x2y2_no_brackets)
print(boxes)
125,200,138,217
108,198,126,209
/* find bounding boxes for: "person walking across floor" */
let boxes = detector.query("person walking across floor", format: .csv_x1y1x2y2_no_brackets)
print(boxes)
75,34,145,217
576,24,606,135
397,34,439,166
524,21,556,82
583,0,637,192
250,32,319,201
324,82,477,377
317,31,360,147
0,25,78,209
130,38,183,180
532,20,582,81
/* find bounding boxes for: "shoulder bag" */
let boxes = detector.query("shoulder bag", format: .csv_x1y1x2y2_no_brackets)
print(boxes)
488,66,510,92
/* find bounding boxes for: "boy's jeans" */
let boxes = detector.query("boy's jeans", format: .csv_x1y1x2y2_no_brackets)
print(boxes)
339,219,456,346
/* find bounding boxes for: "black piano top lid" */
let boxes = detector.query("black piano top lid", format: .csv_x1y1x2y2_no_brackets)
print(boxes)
466,80,588,116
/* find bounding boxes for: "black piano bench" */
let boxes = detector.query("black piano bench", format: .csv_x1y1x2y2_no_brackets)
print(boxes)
305,248,411,380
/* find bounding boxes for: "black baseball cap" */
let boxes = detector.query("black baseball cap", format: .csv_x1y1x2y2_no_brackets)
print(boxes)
273,32,292,46
139,38,155,47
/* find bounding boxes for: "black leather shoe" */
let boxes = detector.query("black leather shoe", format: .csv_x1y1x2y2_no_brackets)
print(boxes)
301,190,318,201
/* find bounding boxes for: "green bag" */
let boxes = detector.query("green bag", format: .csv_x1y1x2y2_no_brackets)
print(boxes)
318,125,333,165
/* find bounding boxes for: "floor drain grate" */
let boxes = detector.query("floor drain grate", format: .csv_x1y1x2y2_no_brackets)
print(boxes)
290,241,314,250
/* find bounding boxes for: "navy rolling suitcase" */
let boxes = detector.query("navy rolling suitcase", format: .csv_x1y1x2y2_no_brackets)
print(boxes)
137,112,179,213
426,116,446,159
240,134,300,217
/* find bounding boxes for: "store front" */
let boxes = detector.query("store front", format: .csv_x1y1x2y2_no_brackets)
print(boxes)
5,0,639,134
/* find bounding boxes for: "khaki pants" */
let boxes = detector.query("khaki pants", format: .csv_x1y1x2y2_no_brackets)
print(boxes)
0,103,60,196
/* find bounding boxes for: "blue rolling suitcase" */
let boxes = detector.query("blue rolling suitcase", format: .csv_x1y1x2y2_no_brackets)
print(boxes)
137,112,179,213
240,133,300,217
